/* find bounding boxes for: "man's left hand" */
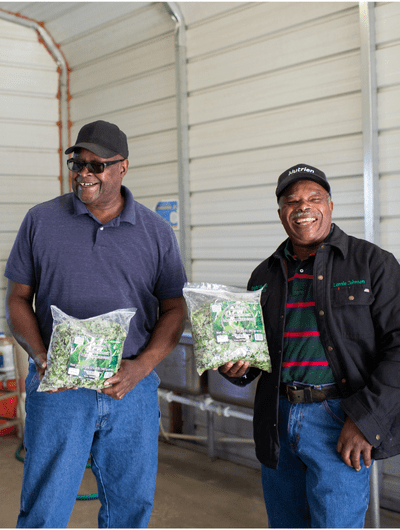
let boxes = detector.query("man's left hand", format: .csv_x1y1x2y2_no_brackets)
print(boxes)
100,358,148,400
336,417,373,471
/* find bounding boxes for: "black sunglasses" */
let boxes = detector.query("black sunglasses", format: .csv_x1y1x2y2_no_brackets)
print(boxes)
67,158,125,174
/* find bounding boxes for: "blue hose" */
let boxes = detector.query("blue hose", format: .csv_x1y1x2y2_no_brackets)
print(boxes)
16,443,99,501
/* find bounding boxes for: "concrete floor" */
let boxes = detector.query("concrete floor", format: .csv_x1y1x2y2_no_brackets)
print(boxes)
1,433,400,529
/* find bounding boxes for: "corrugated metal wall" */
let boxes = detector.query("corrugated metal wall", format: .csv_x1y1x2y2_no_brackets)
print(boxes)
182,1,364,288
0,16,59,332
375,1,400,512
376,2,400,260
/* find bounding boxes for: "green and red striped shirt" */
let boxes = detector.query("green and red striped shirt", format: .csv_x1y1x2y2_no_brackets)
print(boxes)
281,242,335,385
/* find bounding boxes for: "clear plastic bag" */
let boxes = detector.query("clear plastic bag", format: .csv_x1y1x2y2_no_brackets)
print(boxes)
183,282,271,375
38,306,136,391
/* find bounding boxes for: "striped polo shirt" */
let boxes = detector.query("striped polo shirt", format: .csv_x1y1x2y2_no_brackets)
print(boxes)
281,241,335,385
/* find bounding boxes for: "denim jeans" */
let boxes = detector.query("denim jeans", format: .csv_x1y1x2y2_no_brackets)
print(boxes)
17,363,160,528
261,396,372,528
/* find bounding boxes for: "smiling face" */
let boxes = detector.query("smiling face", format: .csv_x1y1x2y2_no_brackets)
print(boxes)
70,148,128,213
278,180,333,260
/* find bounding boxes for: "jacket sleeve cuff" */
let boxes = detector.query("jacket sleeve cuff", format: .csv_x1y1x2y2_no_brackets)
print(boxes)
340,397,385,448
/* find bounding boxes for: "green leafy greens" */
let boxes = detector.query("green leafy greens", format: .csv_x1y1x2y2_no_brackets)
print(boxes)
38,306,136,391
183,283,271,375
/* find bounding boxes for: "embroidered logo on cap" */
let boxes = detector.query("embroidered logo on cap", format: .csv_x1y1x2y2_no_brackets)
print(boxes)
288,167,315,176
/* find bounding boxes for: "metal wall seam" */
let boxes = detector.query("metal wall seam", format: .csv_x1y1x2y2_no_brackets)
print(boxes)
359,2,380,245
0,9,71,195
164,2,192,280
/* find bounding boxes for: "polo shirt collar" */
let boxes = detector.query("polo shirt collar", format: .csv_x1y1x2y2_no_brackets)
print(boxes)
72,185,136,226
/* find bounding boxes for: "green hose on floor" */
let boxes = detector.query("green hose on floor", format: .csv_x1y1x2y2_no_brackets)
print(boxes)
16,443,99,501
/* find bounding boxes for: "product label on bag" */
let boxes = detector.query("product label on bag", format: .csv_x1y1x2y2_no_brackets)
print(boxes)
210,301,265,344
67,336,123,380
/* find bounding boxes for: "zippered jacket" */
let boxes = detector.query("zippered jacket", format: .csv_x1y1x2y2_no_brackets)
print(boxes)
227,224,400,469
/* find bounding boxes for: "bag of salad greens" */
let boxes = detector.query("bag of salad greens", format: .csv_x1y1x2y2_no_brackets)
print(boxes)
183,282,271,375
38,306,136,391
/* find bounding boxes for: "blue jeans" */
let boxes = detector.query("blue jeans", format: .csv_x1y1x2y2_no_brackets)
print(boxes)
261,396,372,528
17,363,160,528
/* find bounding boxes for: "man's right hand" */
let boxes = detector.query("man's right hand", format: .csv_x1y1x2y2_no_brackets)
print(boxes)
215,360,250,377
31,353,47,377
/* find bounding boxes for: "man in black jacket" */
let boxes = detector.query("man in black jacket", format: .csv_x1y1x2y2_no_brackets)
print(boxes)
219,164,400,528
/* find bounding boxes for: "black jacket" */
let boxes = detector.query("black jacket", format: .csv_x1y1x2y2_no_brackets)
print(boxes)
226,224,400,469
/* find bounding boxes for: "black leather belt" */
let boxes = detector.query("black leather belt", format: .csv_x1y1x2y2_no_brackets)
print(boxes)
280,383,341,404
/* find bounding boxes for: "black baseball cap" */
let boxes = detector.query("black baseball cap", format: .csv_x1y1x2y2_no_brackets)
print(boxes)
276,164,330,201
65,120,129,159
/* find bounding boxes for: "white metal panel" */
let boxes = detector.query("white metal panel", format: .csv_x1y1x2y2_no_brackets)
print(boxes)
61,3,173,67
332,219,365,240
0,34,55,68
187,9,360,92
374,1,400,46
124,162,179,198
191,185,272,226
70,34,175,94
376,45,400,88
129,130,178,169
97,98,177,139
192,223,286,261
0,15,36,38
380,218,400,260
179,2,246,26
70,66,176,123
0,64,57,95
47,2,150,44
0,149,59,177
0,176,60,204
192,259,263,288
378,130,400,174
189,52,361,125
189,93,362,159
0,122,59,150
329,177,364,219
0,93,58,122
186,2,356,59
380,174,400,222
0,229,17,254
190,135,363,193
378,86,400,131
1,203,38,232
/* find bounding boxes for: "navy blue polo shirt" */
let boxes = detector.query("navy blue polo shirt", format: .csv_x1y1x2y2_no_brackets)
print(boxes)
5,186,187,358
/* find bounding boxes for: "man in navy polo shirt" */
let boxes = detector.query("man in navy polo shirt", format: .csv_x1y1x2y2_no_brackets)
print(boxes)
218,164,400,528
5,120,187,528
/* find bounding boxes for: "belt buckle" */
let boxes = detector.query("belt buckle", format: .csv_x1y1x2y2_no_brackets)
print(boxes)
285,383,314,404
285,384,301,404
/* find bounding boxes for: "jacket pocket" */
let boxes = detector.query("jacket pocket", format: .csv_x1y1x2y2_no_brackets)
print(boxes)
331,284,374,307
330,284,375,339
